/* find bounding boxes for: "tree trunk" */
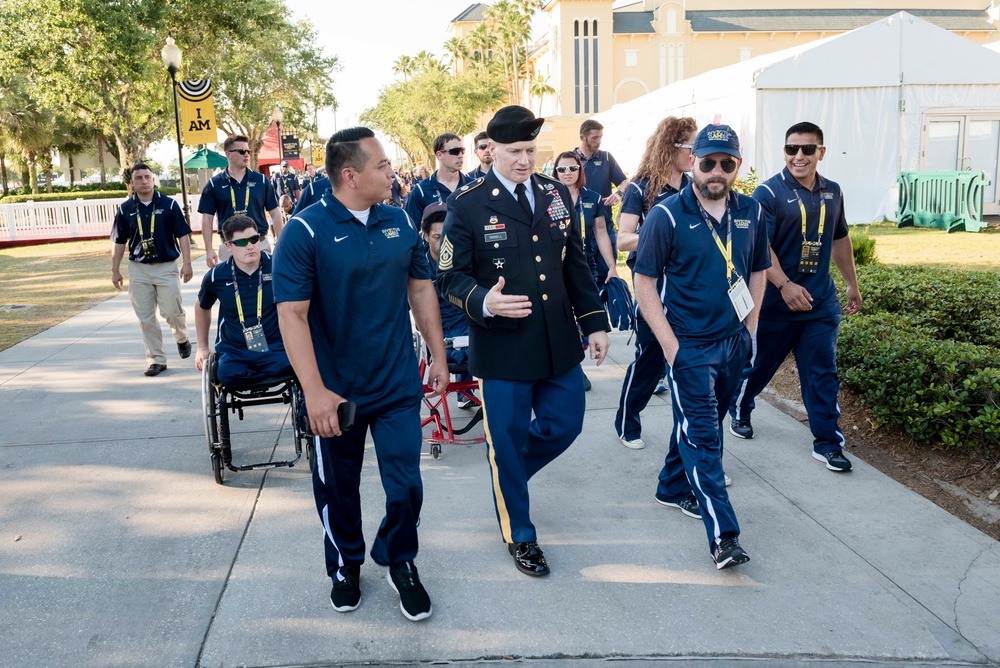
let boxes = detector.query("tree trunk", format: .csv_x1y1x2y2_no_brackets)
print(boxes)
68,154,75,186
27,150,38,194
0,152,8,196
97,136,107,189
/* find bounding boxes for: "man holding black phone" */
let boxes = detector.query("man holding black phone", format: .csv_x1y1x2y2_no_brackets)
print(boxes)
273,127,449,622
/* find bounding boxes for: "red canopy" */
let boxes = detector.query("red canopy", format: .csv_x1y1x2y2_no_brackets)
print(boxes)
258,121,305,174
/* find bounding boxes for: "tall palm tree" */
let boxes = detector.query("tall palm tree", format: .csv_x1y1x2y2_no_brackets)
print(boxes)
529,75,556,115
392,55,414,81
443,36,469,74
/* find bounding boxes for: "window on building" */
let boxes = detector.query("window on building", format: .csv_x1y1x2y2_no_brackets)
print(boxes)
574,19,600,113
625,50,638,67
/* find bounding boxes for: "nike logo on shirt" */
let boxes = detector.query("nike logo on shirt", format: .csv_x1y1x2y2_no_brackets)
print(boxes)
689,223,700,229
787,198,798,203
335,236,349,242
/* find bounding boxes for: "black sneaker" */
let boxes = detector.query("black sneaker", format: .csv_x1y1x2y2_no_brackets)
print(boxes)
177,340,192,359
387,561,432,621
713,536,750,570
330,566,361,612
457,391,476,409
729,419,753,439
813,450,852,472
655,494,701,519
583,373,593,392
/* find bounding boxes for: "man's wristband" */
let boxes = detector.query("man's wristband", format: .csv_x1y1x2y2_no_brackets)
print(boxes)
776,279,792,290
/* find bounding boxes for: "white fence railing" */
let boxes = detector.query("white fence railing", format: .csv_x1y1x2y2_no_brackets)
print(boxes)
0,195,200,243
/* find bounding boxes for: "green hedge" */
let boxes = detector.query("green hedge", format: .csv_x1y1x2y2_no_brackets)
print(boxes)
1,187,180,204
837,264,1000,450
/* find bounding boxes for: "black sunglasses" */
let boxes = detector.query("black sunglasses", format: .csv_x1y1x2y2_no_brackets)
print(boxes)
784,144,822,156
555,165,581,174
697,158,738,174
228,234,261,247
476,144,489,151
227,149,251,156
442,147,465,156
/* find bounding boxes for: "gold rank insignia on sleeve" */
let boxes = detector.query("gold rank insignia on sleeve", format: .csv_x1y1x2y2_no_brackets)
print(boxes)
448,294,463,308
439,235,454,270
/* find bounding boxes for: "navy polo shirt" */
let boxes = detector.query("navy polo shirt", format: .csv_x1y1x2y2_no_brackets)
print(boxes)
575,148,627,199
466,165,489,180
754,168,850,321
272,172,299,199
198,168,279,235
198,253,283,354
634,186,771,345
576,187,606,277
424,245,466,331
111,192,191,263
620,174,690,266
292,177,331,216
404,171,472,230
272,193,432,407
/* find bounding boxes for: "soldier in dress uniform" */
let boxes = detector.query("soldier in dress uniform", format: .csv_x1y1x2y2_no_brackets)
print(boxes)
438,106,611,578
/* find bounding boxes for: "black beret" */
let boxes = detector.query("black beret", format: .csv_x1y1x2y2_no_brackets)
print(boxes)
487,106,545,144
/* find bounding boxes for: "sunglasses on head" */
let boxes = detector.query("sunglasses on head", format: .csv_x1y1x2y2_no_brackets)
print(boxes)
784,144,821,156
227,148,251,156
555,165,581,174
442,147,465,156
476,144,489,151
228,234,261,247
697,157,738,174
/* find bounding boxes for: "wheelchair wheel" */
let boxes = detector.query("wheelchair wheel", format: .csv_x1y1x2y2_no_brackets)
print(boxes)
430,442,442,460
211,452,224,485
201,359,219,454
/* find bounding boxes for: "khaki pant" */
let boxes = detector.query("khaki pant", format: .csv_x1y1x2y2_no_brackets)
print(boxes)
216,235,272,263
128,260,189,365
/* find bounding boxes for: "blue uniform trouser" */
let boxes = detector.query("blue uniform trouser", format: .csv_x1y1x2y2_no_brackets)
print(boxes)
216,347,292,387
729,316,845,455
657,330,750,552
615,312,666,440
479,365,586,544
311,398,423,583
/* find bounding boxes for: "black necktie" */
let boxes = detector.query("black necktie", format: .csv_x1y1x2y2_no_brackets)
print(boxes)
515,182,533,219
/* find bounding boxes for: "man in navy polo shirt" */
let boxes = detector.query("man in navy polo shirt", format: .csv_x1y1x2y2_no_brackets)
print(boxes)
575,119,629,279
404,132,472,230
193,215,291,388
292,173,331,216
466,130,492,180
111,162,193,377
273,126,449,622
198,135,283,268
634,124,770,570
272,160,300,203
728,121,862,473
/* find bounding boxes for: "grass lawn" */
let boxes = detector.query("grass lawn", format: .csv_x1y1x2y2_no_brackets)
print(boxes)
856,222,1000,272
0,239,203,352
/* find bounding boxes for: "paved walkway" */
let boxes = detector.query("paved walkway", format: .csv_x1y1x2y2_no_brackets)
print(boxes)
1,283,998,667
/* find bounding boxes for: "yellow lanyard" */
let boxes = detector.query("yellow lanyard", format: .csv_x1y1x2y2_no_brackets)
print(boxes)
231,262,262,328
136,199,155,239
230,175,251,213
696,199,738,284
795,190,826,241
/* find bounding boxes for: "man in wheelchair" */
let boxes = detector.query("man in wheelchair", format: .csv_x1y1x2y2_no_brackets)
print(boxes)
193,215,292,385
420,203,475,408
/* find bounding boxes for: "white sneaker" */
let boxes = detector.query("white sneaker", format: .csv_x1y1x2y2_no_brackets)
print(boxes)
724,474,732,487
620,436,645,450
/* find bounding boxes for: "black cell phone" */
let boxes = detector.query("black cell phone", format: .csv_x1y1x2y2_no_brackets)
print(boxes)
337,400,357,432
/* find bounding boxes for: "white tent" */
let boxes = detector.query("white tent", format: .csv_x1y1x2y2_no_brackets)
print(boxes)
596,13,1000,223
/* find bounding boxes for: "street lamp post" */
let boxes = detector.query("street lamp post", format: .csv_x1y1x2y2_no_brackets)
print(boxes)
160,37,191,227
272,106,284,165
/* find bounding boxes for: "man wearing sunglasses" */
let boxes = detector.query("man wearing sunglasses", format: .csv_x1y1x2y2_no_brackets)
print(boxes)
198,135,284,269
193,215,291,392
728,122,862,474
466,130,493,180
634,123,770,570
404,132,473,230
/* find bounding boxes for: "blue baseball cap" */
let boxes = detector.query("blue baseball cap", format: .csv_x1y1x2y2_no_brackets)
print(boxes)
693,124,741,159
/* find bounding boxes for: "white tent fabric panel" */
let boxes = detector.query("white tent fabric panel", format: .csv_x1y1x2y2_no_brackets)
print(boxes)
757,87,900,223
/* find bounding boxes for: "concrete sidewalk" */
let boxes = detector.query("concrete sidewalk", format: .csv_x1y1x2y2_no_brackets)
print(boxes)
1,286,998,667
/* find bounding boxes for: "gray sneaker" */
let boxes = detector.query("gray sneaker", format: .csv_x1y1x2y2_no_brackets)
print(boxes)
655,494,701,519
729,419,753,439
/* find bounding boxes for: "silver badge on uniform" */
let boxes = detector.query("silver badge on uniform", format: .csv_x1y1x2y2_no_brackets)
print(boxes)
494,258,505,270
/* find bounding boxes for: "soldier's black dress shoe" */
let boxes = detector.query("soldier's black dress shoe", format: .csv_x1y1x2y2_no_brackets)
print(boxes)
177,340,192,359
508,541,550,577
144,363,167,377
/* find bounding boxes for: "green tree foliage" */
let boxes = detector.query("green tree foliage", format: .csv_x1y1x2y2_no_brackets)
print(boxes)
361,56,505,168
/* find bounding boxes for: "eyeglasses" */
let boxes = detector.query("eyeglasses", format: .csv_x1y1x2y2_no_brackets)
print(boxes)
784,144,822,156
674,143,693,150
227,234,261,247
697,158,738,174
227,149,251,156
476,144,489,151
442,147,465,156
555,165,581,174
